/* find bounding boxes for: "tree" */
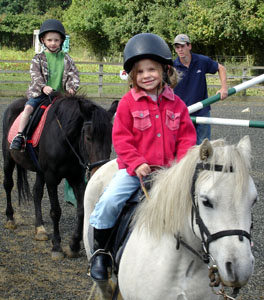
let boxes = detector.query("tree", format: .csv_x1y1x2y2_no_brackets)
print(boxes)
1,0,264,62
0,0,27,14
0,0,72,15
0,0,72,49
64,0,182,58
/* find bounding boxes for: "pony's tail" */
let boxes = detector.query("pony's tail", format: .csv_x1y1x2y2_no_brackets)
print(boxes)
16,165,32,205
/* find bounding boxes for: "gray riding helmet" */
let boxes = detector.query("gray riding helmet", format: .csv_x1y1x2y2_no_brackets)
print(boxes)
39,19,66,43
123,33,173,73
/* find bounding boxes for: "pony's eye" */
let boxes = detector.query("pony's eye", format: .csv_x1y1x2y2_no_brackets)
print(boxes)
202,198,213,208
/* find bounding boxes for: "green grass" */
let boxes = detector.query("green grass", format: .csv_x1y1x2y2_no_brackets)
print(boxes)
0,47,127,97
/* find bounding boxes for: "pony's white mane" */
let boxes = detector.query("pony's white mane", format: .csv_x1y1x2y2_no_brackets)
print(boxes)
133,139,251,238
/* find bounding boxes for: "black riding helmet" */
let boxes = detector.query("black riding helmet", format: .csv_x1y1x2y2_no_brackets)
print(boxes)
39,19,66,43
123,33,173,73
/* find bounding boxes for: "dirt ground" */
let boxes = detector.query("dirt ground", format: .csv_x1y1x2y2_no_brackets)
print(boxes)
0,96,263,300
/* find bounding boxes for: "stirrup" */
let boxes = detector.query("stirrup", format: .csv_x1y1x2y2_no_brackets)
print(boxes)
88,249,113,281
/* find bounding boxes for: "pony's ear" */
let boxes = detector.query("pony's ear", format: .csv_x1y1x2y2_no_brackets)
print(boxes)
107,100,119,120
237,135,251,161
199,138,213,161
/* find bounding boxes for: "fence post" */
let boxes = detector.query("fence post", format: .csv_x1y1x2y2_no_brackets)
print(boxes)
242,67,247,96
98,63,103,97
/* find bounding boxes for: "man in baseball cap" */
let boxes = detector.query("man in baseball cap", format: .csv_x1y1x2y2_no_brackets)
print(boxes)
173,33,228,145
173,34,191,45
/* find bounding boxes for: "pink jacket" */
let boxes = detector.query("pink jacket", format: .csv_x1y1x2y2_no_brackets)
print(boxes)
113,85,196,175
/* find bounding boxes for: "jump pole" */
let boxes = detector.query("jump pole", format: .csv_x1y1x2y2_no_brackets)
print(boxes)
190,116,264,128
188,73,264,114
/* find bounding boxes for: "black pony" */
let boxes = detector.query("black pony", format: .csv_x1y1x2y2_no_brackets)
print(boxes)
2,94,118,260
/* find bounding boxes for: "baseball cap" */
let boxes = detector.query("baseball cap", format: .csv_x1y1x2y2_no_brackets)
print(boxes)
173,34,190,45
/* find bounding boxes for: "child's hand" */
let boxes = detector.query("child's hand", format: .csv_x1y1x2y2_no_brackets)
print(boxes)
43,86,53,95
135,163,151,178
68,89,75,95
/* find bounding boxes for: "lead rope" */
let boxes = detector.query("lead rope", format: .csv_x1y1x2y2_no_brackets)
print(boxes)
211,284,240,300
208,256,241,299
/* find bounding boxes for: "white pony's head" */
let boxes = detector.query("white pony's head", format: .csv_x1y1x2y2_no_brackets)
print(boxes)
134,135,257,288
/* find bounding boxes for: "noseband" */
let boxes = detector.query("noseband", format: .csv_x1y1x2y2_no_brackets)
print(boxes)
191,163,251,262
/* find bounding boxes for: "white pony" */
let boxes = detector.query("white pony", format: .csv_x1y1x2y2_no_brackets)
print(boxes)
83,136,258,300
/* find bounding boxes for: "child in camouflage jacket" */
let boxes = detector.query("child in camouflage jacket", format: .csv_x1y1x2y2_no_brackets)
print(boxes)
10,19,80,151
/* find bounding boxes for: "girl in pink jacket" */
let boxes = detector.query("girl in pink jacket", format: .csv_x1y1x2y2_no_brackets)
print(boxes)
89,33,196,281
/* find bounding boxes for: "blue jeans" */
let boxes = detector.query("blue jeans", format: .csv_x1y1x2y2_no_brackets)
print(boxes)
26,94,47,109
195,111,211,145
89,169,140,229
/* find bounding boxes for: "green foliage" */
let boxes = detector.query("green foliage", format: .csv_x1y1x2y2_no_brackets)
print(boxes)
64,0,182,58
63,0,264,62
0,0,72,15
0,14,42,34
0,0,26,14
0,0,71,49
1,0,264,64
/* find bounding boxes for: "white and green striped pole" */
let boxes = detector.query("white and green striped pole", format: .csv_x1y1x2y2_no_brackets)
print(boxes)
188,73,264,114
190,116,264,128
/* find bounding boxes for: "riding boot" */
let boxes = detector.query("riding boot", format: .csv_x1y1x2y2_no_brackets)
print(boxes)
90,228,113,281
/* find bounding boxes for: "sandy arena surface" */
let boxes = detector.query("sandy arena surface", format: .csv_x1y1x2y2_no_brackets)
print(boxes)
0,96,263,300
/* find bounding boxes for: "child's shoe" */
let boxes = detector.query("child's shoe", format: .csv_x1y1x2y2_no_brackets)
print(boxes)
10,133,25,151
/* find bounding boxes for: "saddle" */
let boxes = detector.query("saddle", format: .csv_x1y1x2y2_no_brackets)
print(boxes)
8,97,52,148
8,94,59,171
89,175,153,276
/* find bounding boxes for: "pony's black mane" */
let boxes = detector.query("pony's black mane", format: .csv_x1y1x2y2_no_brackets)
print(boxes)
91,105,112,142
51,94,112,140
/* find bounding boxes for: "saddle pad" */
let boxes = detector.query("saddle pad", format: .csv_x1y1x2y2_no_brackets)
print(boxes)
8,104,52,148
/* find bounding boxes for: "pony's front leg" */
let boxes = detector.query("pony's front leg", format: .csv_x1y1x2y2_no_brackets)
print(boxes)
46,182,63,260
33,172,48,241
64,179,85,258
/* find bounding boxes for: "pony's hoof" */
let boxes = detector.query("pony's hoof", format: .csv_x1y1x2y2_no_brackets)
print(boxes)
5,220,17,230
63,245,79,258
35,225,49,241
51,251,65,260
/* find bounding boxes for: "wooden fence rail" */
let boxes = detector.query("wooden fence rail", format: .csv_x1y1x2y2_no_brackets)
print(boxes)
1,59,264,98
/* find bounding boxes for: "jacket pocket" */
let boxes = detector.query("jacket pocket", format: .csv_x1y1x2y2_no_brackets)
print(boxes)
132,110,151,131
166,111,180,130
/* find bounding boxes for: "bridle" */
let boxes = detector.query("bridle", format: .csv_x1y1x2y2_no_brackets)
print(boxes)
190,163,251,259
48,94,110,177
81,120,110,178
57,118,109,179
175,162,252,298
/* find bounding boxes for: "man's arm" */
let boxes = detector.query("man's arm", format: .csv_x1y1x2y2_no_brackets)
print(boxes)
217,63,228,100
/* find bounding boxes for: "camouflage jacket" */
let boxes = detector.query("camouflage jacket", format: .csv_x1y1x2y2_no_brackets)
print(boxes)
26,52,80,99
